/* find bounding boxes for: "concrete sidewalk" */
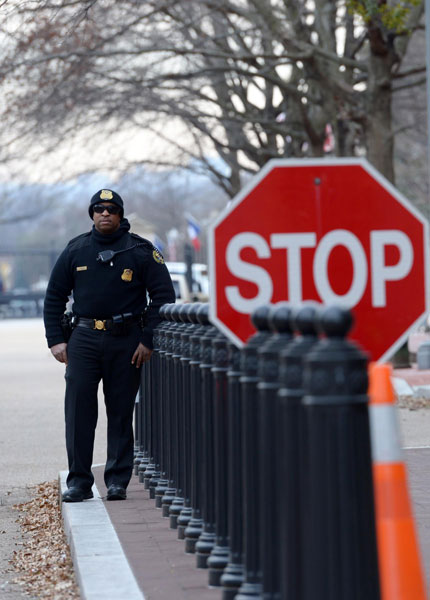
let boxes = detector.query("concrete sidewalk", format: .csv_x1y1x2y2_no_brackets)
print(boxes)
61,449,430,600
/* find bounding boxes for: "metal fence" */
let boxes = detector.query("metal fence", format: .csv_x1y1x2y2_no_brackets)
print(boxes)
133,302,381,600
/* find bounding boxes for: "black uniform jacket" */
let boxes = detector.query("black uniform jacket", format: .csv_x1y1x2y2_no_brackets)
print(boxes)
43,219,176,349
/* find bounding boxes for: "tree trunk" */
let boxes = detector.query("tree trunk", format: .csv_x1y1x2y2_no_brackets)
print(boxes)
229,164,242,197
366,31,396,183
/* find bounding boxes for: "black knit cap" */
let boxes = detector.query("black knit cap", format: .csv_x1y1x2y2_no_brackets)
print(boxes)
88,189,124,219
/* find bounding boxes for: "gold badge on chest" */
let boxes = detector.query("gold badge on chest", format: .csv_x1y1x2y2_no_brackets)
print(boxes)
121,268,133,282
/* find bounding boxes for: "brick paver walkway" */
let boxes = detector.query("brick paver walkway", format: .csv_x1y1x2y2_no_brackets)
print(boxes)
405,447,430,589
394,367,430,387
94,467,220,599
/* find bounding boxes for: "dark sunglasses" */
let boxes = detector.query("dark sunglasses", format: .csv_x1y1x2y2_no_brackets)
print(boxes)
93,204,121,215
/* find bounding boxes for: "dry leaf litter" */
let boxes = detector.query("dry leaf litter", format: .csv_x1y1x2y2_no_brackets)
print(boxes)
397,395,430,410
11,481,80,599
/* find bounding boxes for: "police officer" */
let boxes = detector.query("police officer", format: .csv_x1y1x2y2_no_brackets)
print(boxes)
44,189,176,502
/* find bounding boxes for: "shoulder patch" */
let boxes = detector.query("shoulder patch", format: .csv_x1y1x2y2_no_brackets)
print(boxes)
152,248,165,264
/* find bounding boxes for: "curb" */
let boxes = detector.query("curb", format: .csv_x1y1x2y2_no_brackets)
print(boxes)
392,376,414,397
393,376,430,400
59,471,145,600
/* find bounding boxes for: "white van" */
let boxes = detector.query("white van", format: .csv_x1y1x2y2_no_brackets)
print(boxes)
166,262,209,300
170,273,192,304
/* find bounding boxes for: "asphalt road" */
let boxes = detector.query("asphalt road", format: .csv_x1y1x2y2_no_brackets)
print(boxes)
0,318,108,487
0,318,107,598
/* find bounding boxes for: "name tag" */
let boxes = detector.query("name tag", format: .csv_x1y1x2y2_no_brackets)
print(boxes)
76,266,88,272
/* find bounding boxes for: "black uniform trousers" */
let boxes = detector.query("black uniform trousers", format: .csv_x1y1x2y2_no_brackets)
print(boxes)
64,324,142,491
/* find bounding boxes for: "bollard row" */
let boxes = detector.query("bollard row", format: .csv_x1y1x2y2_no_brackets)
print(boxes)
133,302,381,600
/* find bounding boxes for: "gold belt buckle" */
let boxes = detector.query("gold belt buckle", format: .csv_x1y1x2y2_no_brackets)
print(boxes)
94,319,106,331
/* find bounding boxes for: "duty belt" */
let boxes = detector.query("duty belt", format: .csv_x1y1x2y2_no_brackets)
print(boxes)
76,315,141,332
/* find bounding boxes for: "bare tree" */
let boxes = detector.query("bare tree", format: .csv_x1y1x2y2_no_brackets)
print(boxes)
0,188,56,225
0,0,425,196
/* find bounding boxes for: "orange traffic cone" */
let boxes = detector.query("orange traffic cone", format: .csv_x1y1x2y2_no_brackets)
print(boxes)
368,362,427,600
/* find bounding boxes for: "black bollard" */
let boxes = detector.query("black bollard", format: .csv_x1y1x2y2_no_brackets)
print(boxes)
277,303,319,600
137,362,150,482
220,342,244,600
154,304,173,508
236,306,272,600
184,304,207,553
169,304,187,529
301,306,380,600
133,392,143,476
177,303,199,540
133,393,139,462
195,304,218,569
258,303,294,600
143,356,155,489
161,304,178,517
135,336,149,478
207,330,230,586
148,316,162,499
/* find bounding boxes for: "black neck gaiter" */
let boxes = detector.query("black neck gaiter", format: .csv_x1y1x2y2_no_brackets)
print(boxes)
91,218,131,245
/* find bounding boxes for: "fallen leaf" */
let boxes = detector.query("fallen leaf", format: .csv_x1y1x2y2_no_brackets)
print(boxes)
11,481,80,599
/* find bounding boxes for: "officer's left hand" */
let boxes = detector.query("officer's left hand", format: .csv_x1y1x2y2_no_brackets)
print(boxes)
131,343,152,368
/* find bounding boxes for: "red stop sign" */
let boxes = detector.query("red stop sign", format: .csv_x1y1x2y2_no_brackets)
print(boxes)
208,158,430,361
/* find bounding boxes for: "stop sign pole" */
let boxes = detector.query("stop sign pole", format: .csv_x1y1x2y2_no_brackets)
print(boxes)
208,158,430,362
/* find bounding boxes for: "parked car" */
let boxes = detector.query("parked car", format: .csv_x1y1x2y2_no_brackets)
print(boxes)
0,288,44,318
